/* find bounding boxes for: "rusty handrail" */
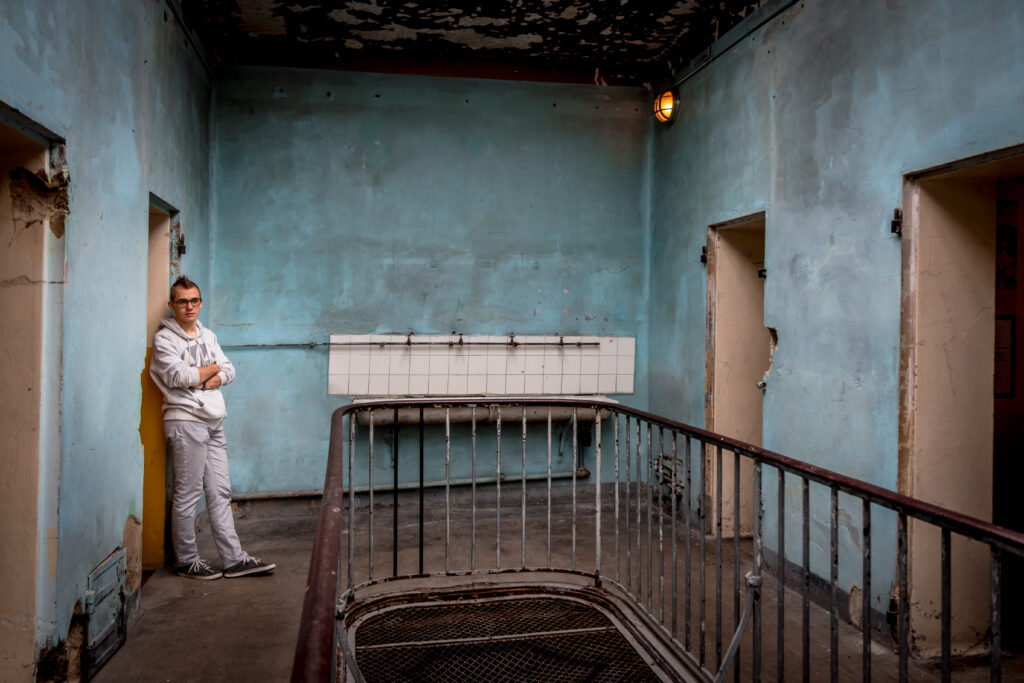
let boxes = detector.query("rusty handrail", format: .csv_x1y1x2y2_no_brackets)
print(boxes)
292,397,1024,682
292,409,346,683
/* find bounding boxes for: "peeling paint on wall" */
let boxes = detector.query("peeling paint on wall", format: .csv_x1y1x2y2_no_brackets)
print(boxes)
121,516,141,597
34,601,83,683
187,0,768,84
764,326,778,377
7,167,68,239
170,220,184,280
848,584,863,628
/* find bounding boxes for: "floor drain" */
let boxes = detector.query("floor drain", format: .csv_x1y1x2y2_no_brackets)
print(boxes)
352,595,661,682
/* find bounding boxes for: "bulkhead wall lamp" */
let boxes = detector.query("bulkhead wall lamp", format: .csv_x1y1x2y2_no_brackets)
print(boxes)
653,88,678,124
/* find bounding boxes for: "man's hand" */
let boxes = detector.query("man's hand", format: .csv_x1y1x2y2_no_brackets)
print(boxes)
192,363,221,390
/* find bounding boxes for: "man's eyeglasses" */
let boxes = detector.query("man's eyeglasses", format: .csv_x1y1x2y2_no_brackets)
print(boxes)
173,298,202,308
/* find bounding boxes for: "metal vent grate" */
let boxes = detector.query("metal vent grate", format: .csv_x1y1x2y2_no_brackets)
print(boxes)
356,597,608,645
352,596,660,682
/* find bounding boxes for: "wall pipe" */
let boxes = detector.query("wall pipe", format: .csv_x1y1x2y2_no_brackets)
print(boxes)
231,469,586,502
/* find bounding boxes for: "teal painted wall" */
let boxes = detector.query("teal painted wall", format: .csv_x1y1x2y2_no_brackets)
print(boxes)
209,68,651,493
3,0,1024,668
0,0,212,657
650,0,1024,614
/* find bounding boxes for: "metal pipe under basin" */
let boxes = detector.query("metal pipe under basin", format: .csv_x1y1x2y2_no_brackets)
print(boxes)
231,470,587,503
355,404,610,426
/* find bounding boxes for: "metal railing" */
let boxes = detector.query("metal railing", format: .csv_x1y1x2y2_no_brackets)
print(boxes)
293,398,1024,682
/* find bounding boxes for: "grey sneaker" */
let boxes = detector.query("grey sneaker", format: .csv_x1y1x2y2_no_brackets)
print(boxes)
223,556,276,578
176,558,223,581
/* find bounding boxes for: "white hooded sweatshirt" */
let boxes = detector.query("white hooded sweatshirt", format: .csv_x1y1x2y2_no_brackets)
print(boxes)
149,317,235,430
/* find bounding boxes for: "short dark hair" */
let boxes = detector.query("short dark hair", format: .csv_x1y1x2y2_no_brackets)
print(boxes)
170,275,202,301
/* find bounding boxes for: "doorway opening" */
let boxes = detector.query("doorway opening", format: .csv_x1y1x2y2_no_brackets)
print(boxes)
900,145,1024,654
0,112,66,673
994,177,1024,652
704,212,769,536
141,196,174,570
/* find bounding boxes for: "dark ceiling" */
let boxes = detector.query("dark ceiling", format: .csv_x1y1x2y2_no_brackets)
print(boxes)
181,0,767,87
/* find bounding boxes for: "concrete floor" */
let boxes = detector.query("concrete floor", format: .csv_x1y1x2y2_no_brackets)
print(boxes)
93,492,1022,682
93,503,317,683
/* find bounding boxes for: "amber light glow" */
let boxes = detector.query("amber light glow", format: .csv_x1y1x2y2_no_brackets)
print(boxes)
653,89,677,124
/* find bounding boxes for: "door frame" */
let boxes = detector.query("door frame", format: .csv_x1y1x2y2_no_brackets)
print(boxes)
899,143,1024,654
0,102,67,674
142,193,177,570
704,210,767,537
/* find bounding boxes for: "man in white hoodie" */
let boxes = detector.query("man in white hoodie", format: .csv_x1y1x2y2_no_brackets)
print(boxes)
150,276,275,580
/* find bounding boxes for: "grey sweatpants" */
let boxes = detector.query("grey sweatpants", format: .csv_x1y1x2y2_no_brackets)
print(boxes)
165,420,245,567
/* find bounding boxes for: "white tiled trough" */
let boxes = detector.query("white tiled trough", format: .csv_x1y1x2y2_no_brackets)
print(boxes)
328,334,635,397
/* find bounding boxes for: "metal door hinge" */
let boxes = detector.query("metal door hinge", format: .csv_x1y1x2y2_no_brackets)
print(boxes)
891,208,903,236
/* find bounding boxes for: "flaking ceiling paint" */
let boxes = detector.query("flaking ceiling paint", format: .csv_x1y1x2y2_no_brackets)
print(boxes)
183,0,767,86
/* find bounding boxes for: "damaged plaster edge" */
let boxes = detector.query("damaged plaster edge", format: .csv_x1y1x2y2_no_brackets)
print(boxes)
0,104,70,246
763,326,778,378
46,142,68,188
8,166,70,239
0,107,69,237
0,105,67,186
33,600,85,683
